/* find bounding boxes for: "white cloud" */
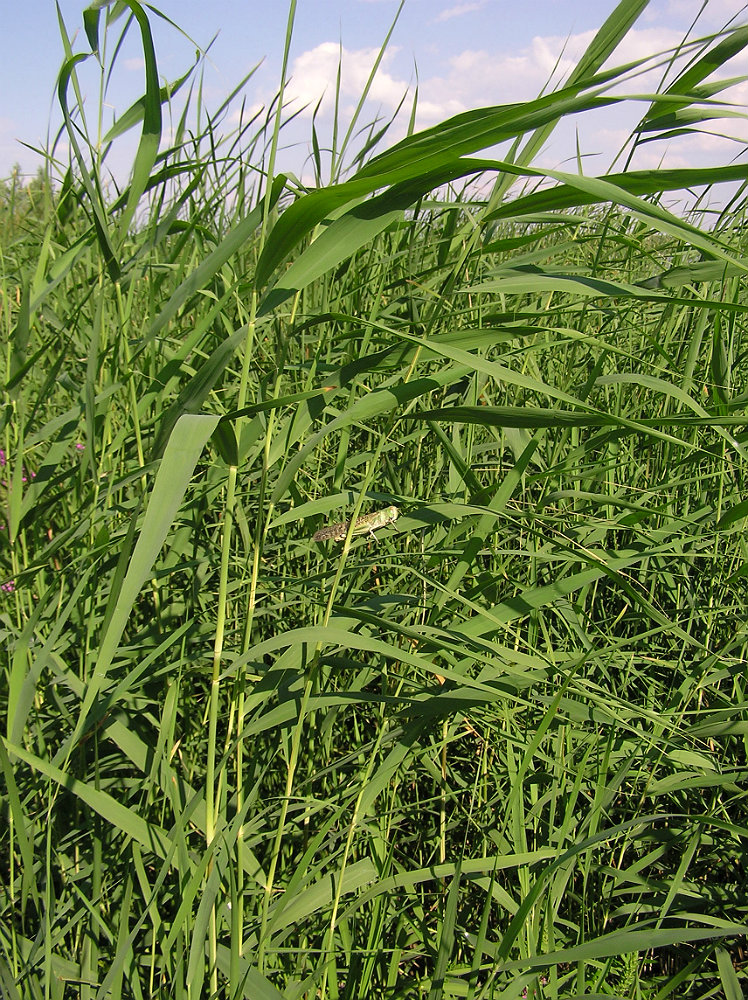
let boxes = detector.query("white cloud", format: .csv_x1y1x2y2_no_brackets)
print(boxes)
284,42,409,117
124,57,145,72
412,24,746,136
257,21,746,184
626,124,745,174
434,3,486,24
435,20,747,109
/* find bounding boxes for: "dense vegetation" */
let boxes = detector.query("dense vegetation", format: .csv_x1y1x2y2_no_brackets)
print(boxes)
1,1,747,997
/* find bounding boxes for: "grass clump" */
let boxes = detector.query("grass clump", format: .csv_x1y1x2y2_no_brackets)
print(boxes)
1,1,748,998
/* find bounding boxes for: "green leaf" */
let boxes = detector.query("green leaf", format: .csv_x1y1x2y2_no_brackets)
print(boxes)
68,413,219,754
114,1,163,238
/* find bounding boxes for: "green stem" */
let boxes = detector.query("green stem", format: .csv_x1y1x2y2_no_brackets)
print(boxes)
205,461,238,993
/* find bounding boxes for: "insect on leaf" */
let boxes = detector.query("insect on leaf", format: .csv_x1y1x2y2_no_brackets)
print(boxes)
313,505,399,542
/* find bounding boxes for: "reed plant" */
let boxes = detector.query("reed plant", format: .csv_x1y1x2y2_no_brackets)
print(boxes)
1,1,748,997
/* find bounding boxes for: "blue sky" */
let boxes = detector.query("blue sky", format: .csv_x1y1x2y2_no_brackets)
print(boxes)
2,0,746,193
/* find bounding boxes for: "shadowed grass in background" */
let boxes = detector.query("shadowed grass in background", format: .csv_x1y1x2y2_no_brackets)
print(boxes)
1,0,748,997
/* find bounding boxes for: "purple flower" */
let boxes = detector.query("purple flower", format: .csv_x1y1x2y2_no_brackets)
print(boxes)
2,580,15,593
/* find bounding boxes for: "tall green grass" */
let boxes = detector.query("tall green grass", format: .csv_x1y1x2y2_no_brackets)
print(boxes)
2,1,748,997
